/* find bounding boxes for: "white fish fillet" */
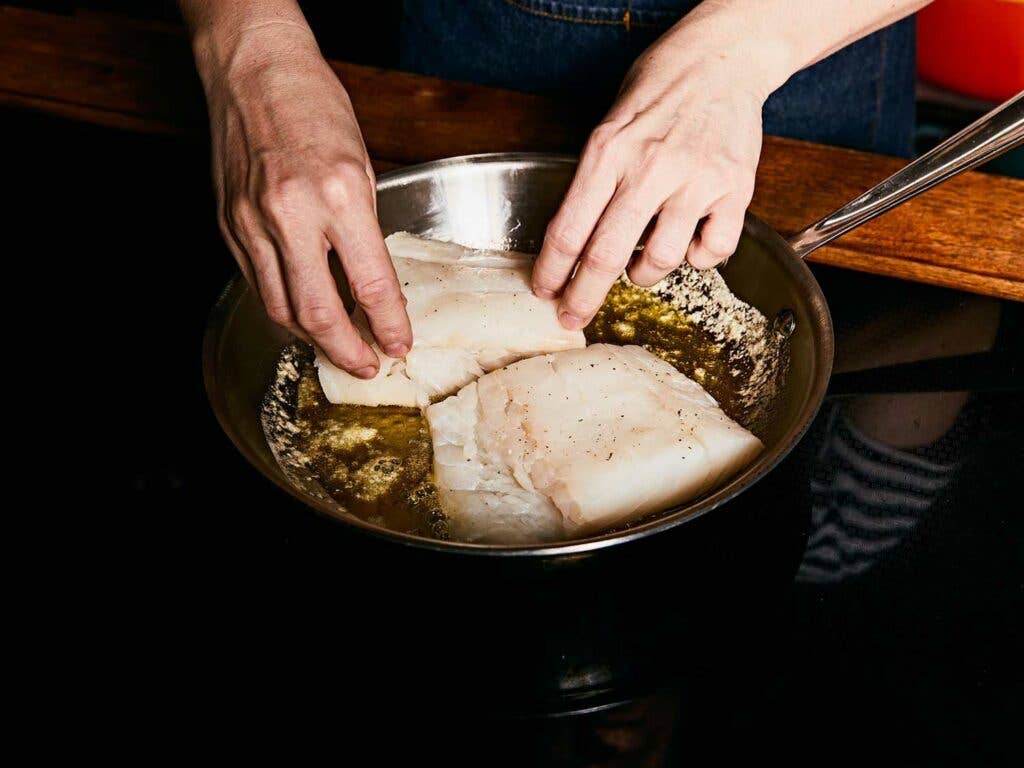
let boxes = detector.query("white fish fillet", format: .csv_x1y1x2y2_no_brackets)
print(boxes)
316,232,585,407
425,344,764,543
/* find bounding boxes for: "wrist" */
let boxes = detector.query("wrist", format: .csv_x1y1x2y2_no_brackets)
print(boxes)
190,15,321,96
660,2,799,103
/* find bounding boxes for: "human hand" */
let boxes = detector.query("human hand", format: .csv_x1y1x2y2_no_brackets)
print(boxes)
532,21,773,330
200,27,411,377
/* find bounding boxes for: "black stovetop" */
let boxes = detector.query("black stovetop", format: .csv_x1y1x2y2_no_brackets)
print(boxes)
14,110,1020,764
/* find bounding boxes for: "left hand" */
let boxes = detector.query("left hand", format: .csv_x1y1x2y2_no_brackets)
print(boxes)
532,27,773,330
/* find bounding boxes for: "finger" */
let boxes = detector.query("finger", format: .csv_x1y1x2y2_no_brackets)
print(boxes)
626,197,699,287
532,144,618,299
227,200,310,341
559,187,656,329
326,195,412,359
247,233,311,343
217,209,255,287
223,210,310,343
277,228,380,378
686,196,746,270
364,161,379,215
216,133,254,286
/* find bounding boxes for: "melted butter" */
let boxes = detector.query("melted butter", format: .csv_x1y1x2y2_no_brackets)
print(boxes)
288,281,751,539
586,282,749,419
292,365,447,539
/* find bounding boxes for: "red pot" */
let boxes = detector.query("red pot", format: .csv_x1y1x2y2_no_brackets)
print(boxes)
917,0,1024,101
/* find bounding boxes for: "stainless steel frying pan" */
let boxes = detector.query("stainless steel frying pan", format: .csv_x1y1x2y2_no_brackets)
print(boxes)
203,92,1023,556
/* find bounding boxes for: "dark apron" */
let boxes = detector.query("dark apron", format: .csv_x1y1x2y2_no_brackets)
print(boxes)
399,0,916,156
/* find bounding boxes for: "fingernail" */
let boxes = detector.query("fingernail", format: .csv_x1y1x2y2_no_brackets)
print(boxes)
353,365,378,380
384,343,409,358
534,286,556,299
559,310,587,330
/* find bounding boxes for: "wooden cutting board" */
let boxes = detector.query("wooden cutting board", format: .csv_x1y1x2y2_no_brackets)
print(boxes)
1,6,1021,300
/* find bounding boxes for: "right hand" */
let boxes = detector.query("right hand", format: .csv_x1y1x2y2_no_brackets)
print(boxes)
202,28,411,378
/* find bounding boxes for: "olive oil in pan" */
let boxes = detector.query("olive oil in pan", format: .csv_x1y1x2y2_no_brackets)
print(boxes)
285,282,753,538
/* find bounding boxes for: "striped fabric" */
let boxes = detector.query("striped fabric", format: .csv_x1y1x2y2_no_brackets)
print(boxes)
797,404,963,585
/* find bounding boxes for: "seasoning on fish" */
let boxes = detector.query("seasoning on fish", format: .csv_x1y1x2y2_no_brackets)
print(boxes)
425,344,764,542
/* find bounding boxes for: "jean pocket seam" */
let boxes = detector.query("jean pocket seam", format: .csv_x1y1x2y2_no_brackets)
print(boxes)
502,0,672,29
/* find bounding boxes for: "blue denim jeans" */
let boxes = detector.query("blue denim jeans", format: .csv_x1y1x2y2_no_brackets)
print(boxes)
399,0,916,156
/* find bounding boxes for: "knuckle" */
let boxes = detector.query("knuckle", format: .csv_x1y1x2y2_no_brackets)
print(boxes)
587,122,618,153
584,246,626,278
324,342,368,370
338,159,372,184
256,188,281,217
584,122,627,166
217,215,235,246
689,250,721,269
297,303,342,335
700,241,728,260
217,216,249,264
351,275,399,309
228,200,262,242
544,224,584,258
645,246,682,272
319,175,351,208
226,197,249,230
257,177,310,217
703,230,739,257
563,294,599,319
264,302,294,326
372,321,408,342
320,161,371,207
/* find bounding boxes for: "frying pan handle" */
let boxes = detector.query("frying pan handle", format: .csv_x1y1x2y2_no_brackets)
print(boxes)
787,90,1024,259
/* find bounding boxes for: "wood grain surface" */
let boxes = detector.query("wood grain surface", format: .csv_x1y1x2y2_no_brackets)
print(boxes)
2,6,1021,300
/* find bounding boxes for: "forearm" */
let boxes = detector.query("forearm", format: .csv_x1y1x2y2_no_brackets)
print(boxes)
179,0,320,89
179,2,407,372
661,0,931,99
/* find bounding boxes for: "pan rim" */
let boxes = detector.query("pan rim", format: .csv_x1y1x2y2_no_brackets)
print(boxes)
202,152,834,558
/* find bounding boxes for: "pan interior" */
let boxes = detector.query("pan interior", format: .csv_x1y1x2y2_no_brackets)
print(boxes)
205,154,832,553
